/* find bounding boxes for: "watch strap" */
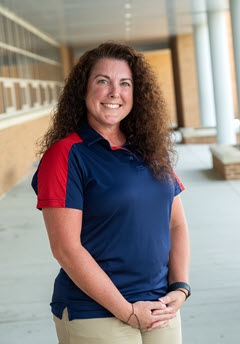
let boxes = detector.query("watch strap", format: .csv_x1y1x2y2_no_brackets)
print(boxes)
168,282,191,298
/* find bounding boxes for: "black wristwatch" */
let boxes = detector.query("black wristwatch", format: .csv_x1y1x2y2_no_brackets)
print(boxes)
168,282,191,299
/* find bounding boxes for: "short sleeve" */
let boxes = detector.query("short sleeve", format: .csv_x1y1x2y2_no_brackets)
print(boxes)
31,133,83,210
173,171,185,196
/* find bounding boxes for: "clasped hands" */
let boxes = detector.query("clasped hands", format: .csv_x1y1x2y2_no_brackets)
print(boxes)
126,290,185,330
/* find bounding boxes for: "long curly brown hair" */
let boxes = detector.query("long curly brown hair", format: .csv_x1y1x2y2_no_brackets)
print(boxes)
38,41,177,180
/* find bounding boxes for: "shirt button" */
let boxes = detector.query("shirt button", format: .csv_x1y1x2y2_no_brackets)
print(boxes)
129,156,134,160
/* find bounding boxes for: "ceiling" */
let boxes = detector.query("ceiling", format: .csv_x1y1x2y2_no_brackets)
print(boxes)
0,0,230,56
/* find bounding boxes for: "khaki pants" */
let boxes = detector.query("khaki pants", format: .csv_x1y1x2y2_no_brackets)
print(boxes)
53,308,182,344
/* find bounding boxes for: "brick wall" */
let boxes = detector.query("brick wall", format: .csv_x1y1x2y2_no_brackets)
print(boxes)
144,49,177,126
0,114,50,196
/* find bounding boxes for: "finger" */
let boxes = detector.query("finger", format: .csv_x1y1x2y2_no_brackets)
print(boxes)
158,296,178,309
147,320,170,330
150,301,167,310
151,308,175,316
158,294,172,304
159,290,184,305
151,311,176,324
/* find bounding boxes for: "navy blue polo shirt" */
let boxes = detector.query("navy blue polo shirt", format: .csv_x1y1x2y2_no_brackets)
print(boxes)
32,122,184,320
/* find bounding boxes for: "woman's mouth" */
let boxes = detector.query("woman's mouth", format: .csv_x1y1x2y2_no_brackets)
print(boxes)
102,103,121,109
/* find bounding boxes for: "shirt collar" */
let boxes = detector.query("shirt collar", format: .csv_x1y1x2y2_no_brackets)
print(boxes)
77,121,135,152
77,121,107,146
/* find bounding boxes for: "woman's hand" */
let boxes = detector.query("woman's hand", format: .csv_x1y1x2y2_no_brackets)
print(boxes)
147,290,186,330
125,300,176,330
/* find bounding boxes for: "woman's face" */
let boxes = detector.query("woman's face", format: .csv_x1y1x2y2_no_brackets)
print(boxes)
85,58,133,131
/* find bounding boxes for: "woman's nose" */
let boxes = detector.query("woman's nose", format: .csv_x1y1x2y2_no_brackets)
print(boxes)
108,84,119,98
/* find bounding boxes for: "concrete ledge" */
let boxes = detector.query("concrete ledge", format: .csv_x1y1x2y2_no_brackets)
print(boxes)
0,106,54,130
210,145,240,180
180,127,240,145
180,127,217,144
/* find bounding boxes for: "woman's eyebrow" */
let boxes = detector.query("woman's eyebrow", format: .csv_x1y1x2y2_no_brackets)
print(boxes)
121,77,133,83
94,74,110,79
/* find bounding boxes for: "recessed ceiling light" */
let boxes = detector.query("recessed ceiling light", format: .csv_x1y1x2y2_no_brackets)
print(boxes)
125,12,132,19
125,3,132,10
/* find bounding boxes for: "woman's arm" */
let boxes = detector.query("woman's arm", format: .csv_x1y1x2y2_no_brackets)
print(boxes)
168,194,190,285
42,207,172,329
149,195,190,329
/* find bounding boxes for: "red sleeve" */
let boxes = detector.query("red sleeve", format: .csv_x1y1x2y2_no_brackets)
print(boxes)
37,133,82,209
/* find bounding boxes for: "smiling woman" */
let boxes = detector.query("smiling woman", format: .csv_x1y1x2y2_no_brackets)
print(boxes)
32,41,190,344
84,58,133,144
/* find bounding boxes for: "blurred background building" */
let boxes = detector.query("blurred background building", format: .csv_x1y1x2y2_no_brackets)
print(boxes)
1,0,240,196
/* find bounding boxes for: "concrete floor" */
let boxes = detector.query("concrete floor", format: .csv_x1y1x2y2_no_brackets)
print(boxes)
0,144,240,343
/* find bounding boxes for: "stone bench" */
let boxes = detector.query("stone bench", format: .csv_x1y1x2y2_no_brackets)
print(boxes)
210,145,240,180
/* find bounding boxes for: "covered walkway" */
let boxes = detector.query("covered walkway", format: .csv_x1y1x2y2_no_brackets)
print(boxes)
0,144,239,344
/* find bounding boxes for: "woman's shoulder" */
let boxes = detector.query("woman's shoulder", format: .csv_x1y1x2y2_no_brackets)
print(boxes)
45,132,83,156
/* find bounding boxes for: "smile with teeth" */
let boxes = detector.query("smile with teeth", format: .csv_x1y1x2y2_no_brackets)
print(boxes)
102,103,121,109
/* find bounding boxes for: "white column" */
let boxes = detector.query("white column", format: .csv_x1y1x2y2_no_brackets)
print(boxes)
207,1,236,144
229,0,240,119
192,12,216,127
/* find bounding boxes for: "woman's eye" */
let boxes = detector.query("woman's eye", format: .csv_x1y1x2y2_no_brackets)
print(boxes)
121,81,131,87
98,79,108,84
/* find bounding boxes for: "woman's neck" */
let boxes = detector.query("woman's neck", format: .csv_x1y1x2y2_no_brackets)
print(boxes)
101,129,126,147
88,121,126,147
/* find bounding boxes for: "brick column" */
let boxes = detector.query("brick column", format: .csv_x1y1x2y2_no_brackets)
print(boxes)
60,45,74,80
170,34,200,128
0,82,5,114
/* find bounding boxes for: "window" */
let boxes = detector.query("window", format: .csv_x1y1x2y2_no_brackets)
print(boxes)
0,6,63,116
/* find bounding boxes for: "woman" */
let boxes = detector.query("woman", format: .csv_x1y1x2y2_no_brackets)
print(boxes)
32,42,190,344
